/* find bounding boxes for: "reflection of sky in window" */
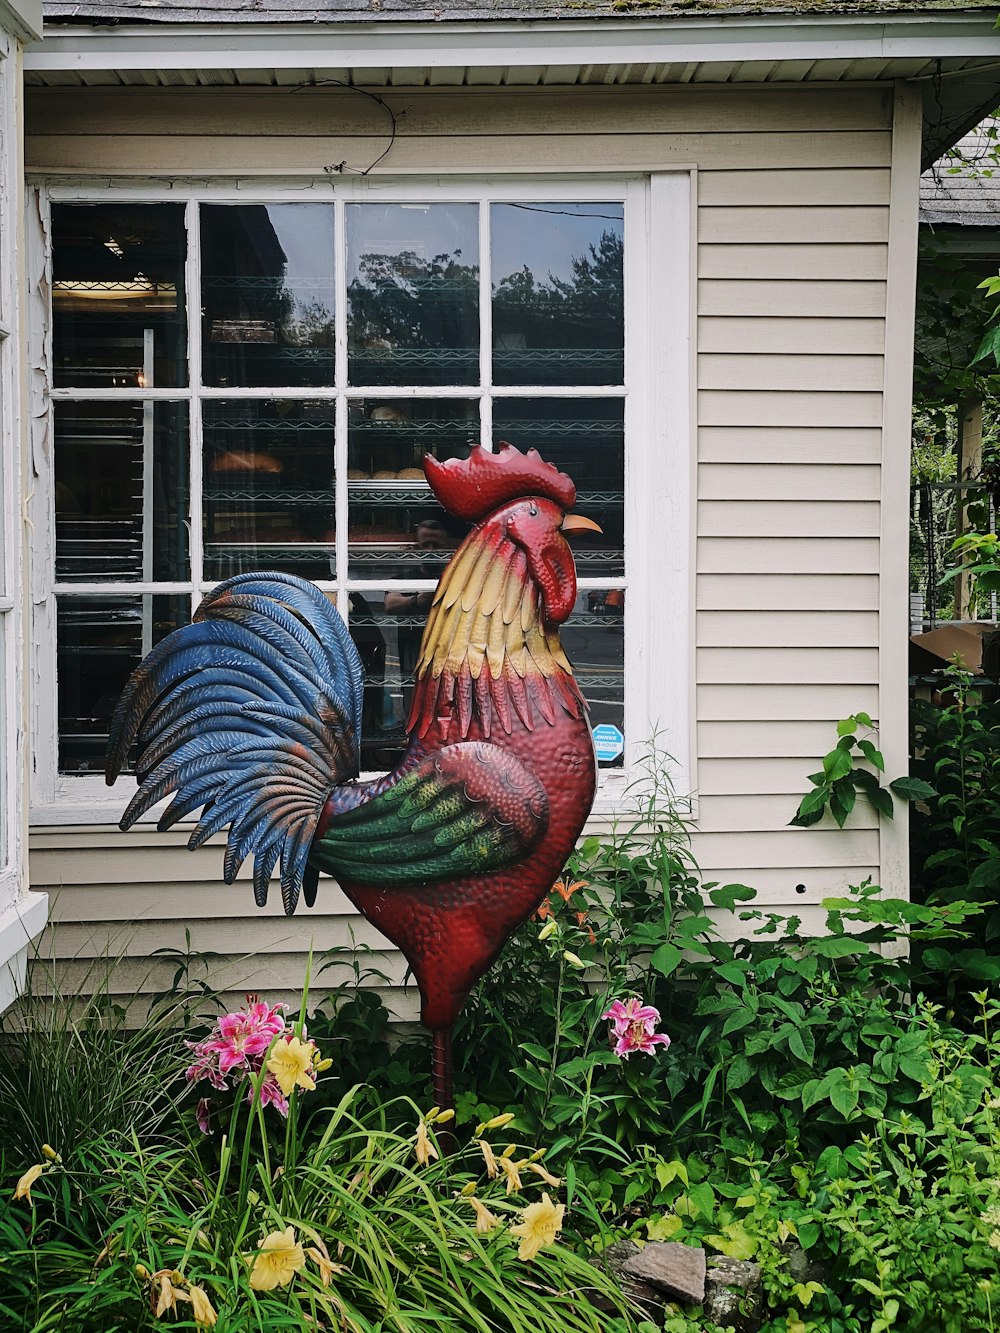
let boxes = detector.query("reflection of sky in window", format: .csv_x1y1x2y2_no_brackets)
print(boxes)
346,204,479,285
491,203,624,287
264,205,335,286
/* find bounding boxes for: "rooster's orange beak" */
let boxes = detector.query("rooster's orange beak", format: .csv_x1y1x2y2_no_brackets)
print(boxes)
561,513,602,535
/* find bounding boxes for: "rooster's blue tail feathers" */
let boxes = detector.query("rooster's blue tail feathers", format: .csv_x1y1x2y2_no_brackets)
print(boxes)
105,572,365,915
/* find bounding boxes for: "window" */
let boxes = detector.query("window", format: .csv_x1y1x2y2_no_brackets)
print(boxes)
31,178,690,820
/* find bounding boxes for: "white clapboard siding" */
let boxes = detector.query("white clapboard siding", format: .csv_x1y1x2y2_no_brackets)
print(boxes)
698,355,885,394
699,866,879,900
697,684,878,721
698,168,891,206
699,280,886,318
697,794,877,833
698,537,880,573
697,756,851,796
697,427,882,464
697,573,879,610
698,318,886,356
698,501,880,537
698,244,888,281
697,610,879,647
698,463,880,501
696,646,879,684
698,205,890,244
698,720,870,758
26,79,903,1007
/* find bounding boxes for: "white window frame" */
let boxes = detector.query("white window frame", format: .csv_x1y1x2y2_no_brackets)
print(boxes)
0,28,47,1008
27,172,692,825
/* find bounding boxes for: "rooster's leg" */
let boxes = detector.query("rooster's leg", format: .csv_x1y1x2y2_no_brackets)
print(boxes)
431,1028,454,1114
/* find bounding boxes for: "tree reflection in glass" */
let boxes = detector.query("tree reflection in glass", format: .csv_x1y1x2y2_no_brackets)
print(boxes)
346,204,479,387
492,202,624,387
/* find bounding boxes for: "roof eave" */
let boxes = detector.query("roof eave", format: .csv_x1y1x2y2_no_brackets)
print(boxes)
25,10,1000,73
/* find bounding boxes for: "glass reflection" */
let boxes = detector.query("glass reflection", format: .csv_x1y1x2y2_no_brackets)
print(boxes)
58,594,189,773
561,588,625,768
492,399,623,578
346,398,475,579
201,205,335,388
55,402,189,583
492,202,624,386
348,588,429,772
52,203,187,389
347,203,479,386
202,399,335,582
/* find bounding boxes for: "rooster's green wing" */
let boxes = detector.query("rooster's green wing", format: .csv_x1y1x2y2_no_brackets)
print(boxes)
309,741,549,887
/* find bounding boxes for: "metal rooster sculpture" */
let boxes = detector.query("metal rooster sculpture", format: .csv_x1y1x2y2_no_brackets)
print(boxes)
106,442,601,1108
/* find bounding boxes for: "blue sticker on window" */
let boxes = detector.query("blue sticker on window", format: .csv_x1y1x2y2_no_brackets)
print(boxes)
592,723,624,764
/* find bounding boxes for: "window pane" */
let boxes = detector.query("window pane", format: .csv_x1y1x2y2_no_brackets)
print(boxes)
203,399,334,583
52,203,187,389
346,398,474,578
492,399,624,579
55,402,189,584
492,202,624,387
348,587,427,773
347,203,479,386
562,588,625,769
57,594,189,774
201,205,335,388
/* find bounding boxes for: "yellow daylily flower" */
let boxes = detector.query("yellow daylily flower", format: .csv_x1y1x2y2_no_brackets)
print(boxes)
154,1271,189,1317
478,1139,499,1179
248,1226,306,1291
266,1037,316,1097
510,1192,565,1261
414,1120,439,1167
41,1144,61,1163
305,1245,340,1287
525,1161,563,1188
484,1113,516,1131
498,1156,524,1195
13,1163,44,1204
187,1284,218,1327
466,1195,500,1235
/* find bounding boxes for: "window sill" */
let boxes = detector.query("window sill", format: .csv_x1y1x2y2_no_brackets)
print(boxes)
0,891,49,1014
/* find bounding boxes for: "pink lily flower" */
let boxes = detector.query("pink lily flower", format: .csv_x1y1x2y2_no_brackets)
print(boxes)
601,996,671,1060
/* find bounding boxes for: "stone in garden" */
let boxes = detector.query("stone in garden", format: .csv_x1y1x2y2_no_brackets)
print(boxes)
595,1239,663,1319
704,1256,765,1332
621,1241,707,1304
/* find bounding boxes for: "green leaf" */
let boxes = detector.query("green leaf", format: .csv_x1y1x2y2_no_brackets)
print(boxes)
866,785,895,820
788,1027,816,1065
519,1042,552,1063
704,1221,757,1261
708,883,757,909
830,1078,859,1118
858,739,885,772
854,711,873,727
888,776,936,802
650,943,683,978
829,777,856,828
823,749,854,782
836,717,857,737
798,785,832,816
512,1065,548,1092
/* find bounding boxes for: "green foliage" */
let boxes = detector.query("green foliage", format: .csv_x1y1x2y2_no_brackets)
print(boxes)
790,714,933,829
911,666,1000,991
0,943,208,1172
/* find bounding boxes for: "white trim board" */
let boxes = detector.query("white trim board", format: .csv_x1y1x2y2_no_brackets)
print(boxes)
24,13,1000,74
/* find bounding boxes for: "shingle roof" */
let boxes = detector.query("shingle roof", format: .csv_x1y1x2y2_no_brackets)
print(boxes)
922,120,1000,228
41,0,1000,22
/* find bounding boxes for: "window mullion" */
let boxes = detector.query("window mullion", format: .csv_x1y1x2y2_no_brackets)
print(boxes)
479,199,492,449
186,198,204,610
334,195,348,618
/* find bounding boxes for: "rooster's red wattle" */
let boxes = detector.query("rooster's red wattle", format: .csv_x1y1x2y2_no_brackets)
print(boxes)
106,443,600,1102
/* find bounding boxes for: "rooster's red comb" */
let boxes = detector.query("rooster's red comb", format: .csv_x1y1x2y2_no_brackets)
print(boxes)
423,442,576,522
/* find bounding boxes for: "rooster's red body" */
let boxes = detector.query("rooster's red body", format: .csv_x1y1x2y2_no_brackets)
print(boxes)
107,443,599,1077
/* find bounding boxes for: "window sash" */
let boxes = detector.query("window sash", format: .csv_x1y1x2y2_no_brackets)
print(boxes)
30,173,691,821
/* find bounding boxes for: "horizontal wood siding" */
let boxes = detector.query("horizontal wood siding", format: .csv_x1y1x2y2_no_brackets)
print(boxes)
26,81,899,1007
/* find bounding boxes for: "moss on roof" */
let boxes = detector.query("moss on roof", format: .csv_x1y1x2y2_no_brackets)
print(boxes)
40,0,1000,23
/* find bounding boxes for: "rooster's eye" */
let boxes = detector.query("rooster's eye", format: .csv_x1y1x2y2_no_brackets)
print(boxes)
528,504,538,517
